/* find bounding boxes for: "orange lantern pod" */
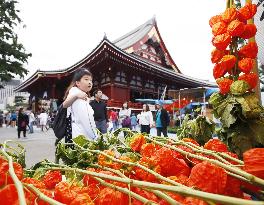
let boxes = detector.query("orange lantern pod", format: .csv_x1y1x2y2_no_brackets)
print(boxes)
211,49,226,63
238,72,258,89
238,58,255,74
212,33,232,50
227,20,245,37
238,3,257,21
238,42,258,59
212,21,227,36
221,8,237,23
209,15,223,27
213,63,226,79
219,55,236,72
217,78,233,95
239,24,257,39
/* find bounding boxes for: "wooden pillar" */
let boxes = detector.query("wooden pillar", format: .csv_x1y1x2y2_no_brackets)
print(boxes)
51,83,56,99
245,0,261,103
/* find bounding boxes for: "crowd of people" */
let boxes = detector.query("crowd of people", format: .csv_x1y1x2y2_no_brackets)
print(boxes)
58,67,171,143
0,108,55,138
0,67,171,142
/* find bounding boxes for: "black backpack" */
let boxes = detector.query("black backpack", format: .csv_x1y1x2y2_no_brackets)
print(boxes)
53,105,67,140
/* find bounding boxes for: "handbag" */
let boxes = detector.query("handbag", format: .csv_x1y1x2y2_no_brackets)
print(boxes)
122,116,131,127
52,105,68,140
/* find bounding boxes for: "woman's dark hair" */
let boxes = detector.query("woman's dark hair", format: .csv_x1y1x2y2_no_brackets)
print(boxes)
122,101,129,110
64,68,93,100
18,108,23,115
143,104,150,112
93,89,102,97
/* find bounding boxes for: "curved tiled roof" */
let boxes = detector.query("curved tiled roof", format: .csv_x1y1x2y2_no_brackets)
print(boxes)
113,18,156,49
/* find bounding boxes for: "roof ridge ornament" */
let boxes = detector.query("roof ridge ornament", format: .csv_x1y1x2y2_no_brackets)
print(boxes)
103,32,108,40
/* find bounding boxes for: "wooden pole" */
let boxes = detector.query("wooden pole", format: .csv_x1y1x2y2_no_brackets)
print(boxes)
245,0,262,103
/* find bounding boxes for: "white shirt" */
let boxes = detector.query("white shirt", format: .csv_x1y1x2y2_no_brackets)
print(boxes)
137,111,154,126
119,109,131,121
68,87,97,140
29,113,35,123
38,113,48,125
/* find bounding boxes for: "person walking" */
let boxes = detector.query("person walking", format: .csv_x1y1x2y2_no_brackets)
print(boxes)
109,109,118,131
63,68,97,140
0,111,3,127
28,110,35,133
10,111,17,127
137,104,154,134
38,110,48,131
155,100,170,137
119,102,131,128
5,112,11,127
130,113,137,131
17,108,29,138
90,89,108,134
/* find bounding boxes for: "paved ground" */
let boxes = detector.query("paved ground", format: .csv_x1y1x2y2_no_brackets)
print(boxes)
0,125,175,168
0,126,57,168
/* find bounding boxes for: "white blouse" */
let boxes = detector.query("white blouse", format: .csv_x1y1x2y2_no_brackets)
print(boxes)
67,87,97,140
137,111,154,126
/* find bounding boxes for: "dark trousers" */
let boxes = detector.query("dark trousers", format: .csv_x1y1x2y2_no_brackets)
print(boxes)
141,125,150,134
95,120,107,134
157,127,168,137
18,129,26,138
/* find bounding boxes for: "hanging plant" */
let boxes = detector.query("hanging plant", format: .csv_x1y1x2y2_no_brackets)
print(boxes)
209,0,264,157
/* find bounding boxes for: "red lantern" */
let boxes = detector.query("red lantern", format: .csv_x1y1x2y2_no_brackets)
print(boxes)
239,24,257,39
222,8,237,23
209,15,223,27
238,72,258,90
217,78,233,95
219,55,236,72
243,148,264,179
238,58,255,74
238,42,258,59
211,49,226,63
238,3,257,21
212,33,231,50
212,21,227,36
213,63,226,79
227,19,245,37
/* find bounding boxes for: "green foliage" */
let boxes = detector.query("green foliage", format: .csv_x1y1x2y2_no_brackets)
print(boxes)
0,0,31,82
55,133,132,169
177,115,215,145
230,80,250,96
209,91,264,157
167,126,179,134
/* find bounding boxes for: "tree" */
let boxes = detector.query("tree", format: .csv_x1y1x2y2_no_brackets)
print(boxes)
0,0,31,82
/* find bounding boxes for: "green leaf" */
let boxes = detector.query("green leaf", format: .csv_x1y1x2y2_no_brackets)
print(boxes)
209,92,225,107
230,80,249,96
73,135,89,147
235,93,263,119
221,103,237,128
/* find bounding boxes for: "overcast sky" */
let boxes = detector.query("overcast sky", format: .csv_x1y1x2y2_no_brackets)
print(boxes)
16,0,228,82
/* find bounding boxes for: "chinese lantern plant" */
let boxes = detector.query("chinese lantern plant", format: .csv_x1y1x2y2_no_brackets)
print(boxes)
209,1,264,158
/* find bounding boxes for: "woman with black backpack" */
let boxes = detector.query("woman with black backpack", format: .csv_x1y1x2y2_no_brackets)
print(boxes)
54,68,98,145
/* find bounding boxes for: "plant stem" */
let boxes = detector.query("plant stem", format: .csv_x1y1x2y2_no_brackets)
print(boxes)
145,136,264,188
47,167,264,205
72,143,185,187
94,177,158,205
0,149,27,205
93,164,180,205
23,184,64,205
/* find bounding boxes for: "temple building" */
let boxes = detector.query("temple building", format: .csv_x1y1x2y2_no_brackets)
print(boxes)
15,17,215,110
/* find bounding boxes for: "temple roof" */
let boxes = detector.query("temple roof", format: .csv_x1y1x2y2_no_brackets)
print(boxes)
113,18,156,50
14,38,216,92
113,17,180,73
